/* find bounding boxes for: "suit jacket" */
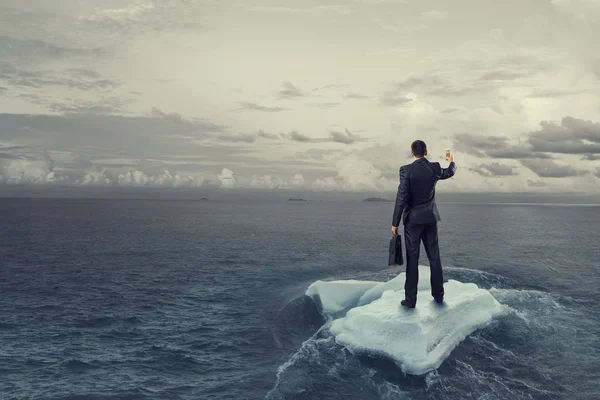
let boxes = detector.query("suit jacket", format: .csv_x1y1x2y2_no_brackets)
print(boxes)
392,158,456,227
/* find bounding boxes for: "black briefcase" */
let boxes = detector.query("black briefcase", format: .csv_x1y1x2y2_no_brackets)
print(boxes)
388,234,404,266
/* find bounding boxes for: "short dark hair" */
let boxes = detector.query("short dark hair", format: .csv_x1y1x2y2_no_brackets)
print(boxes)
411,140,427,157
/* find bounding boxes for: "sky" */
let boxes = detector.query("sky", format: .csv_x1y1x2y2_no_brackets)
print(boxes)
1,0,600,194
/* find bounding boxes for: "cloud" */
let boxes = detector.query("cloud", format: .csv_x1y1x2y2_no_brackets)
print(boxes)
45,98,131,114
452,133,511,157
283,129,364,145
217,133,256,143
236,4,353,15
0,62,121,92
486,147,554,160
551,0,600,28
0,111,227,161
329,129,363,145
116,169,203,188
305,102,341,109
355,0,407,4
469,162,518,177
233,102,290,112
257,130,280,140
346,92,372,99
420,10,449,22
311,154,395,192
525,88,596,98
277,82,310,100
366,47,416,57
79,1,205,35
582,154,600,161
287,131,313,142
379,91,414,107
150,106,184,123
527,179,548,187
520,159,587,178
311,84,350,92
218,168,235,188
453,133,553,159
526,116,600,154
0,36,105,63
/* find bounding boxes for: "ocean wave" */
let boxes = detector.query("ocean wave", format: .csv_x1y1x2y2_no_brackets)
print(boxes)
267,267,600,400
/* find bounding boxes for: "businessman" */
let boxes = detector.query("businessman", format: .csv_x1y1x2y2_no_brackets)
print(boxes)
391,140,456,308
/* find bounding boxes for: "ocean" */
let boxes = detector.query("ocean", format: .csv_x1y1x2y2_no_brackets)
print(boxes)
1,196,599,400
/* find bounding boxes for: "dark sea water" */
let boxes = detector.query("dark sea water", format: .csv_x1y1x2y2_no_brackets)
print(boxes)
1,197,599,400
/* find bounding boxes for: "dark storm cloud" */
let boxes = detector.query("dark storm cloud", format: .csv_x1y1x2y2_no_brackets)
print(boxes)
526,116,600,154
469,162,518,177
233,102,290,112
520,159,587,178
277,82,309,99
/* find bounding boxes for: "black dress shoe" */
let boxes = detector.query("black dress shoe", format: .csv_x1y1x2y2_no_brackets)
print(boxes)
434,297,444,304
401,300,416,308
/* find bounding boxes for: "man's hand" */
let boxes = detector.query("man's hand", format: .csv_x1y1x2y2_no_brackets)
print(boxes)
391,226,398,236
445,154,454,162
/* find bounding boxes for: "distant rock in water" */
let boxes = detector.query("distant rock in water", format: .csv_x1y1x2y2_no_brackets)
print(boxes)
201,198,209,201
362,197,391,202
288,198,307,201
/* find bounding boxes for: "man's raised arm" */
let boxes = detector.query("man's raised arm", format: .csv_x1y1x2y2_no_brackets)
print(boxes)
438,159,457,180
392,166,410,229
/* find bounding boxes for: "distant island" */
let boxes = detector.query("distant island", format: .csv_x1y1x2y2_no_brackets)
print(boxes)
288,198,307,202
201,197,209,201
363,197,392,202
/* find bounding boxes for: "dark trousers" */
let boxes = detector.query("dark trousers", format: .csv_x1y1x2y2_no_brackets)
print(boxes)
403,222,444,305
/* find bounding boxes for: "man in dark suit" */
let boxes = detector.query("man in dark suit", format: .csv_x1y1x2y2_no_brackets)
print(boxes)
391,140,456,308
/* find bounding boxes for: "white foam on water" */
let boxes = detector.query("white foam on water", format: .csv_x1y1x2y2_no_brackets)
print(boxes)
305,279,380,314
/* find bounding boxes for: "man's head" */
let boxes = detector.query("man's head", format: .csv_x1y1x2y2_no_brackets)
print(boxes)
411,140,427,158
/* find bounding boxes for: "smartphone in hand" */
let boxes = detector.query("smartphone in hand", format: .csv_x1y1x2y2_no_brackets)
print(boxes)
445,148,453,162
